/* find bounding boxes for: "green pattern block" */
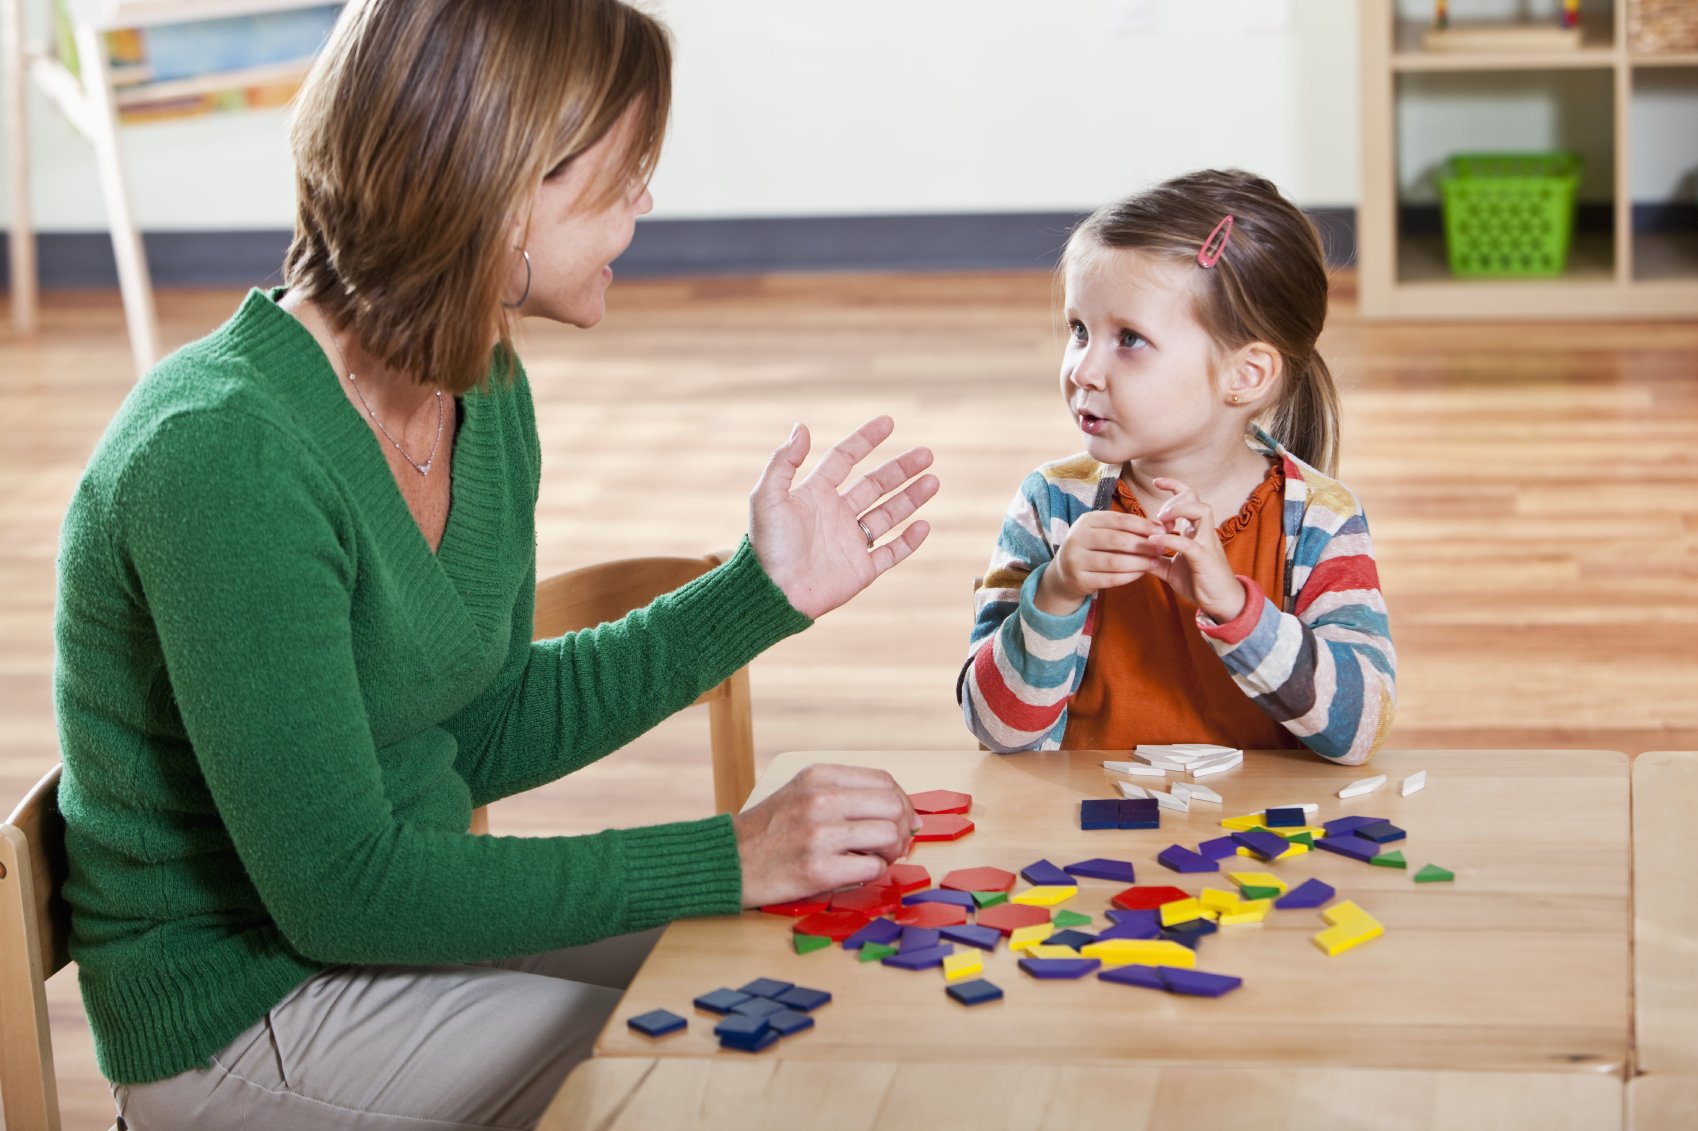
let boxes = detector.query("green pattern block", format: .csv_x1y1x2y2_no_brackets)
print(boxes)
1239,884,1282,901
1370,849,1407,869
859,942,898,963
1283,831,1315,847
1052,909,1093,928
972,891,1008,908
1414,864,1455,883
793,933,832,955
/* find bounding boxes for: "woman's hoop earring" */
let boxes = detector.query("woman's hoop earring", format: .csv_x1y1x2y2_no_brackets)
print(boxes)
503,249,532,309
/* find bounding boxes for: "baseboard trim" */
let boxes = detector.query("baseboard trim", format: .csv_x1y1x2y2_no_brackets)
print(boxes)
1,205,1687,292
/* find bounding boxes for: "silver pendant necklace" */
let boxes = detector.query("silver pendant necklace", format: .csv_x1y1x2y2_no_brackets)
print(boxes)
324,324,444,477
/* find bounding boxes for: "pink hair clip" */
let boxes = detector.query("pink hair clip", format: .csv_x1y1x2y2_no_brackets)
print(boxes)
1197,214,1233,269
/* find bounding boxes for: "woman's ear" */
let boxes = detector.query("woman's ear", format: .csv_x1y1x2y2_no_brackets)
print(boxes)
1224,341,1283,408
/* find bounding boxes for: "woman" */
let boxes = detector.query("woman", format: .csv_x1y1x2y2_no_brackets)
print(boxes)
53,1,938,1127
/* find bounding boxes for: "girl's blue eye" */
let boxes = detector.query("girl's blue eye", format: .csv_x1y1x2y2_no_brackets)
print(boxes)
1069,321,1087,342
1120,330,1147,349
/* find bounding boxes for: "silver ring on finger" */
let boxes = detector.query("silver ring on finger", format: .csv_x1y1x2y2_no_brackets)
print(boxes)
857,518,876,549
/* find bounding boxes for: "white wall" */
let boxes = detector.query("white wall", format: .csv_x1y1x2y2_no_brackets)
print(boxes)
3,0,1691,233
2,0,1361,231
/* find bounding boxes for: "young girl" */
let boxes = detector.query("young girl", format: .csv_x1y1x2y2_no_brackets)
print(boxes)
959,169,1394,765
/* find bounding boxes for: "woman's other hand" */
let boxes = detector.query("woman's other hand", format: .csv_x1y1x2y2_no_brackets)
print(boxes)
749,416,937,620
732,764,920,907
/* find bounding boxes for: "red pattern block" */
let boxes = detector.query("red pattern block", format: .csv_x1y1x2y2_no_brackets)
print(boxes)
914,813,975,842
893,902,970,928
1110,885,1192,911
881,863,932,893
829,883,903,917
975,902,1052,936
759,899,829,917
909,789,973,815
792,909,874,942
940,866,1016,893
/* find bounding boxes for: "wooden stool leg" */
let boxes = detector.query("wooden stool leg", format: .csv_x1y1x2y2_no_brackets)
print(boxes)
73,23,158,377
2,0,37,335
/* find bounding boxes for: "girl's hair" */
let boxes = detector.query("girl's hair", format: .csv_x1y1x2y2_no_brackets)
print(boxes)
1063,169,1342,476
285,0,671,394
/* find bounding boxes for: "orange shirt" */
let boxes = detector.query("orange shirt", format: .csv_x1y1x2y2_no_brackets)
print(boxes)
1062,461,1300,752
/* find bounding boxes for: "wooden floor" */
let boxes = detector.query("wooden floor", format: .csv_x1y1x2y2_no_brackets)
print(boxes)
3,272,1696,1125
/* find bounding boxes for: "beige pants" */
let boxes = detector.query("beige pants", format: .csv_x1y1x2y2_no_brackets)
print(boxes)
111,927,662,1131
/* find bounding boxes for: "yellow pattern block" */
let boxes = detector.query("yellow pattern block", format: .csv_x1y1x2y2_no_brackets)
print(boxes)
1228,871,1289,895
943,951,984,981
1312,899,1384,956
1220,813,1267,831
1159,897,1202,926
1199,887,1243,913
1235,841,1310,860
1027,945,1081,959
1080,939,1197,968
1011,885,1078,907
1218,898,1273,925
1009,924,1053,952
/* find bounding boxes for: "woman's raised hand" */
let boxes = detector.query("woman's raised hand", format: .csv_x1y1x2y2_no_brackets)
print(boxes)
748,417,937,620
732,764,920,908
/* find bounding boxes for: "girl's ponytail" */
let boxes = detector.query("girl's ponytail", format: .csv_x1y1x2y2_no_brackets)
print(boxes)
1263,347,1342,478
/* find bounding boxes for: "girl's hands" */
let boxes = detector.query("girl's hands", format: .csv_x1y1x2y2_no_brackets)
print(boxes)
733,764,921,907
749,417,938,620
1035,511,1165,615
1146,477,1250,623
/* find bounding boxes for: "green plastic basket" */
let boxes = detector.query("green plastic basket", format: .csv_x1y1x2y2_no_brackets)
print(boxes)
1438,152,1583,278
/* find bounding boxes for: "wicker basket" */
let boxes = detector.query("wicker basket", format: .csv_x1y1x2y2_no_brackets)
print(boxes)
1630,0,1698,53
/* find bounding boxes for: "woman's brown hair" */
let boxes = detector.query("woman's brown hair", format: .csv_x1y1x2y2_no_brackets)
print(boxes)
285,0,671,394
1063,169,1342,476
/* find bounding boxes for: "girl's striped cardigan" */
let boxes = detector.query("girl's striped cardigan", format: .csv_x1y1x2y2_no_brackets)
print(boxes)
958,430,1396,765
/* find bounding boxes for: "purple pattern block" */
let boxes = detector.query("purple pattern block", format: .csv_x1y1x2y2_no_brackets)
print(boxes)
1352,820,1407,844
1021,858,1075,886
1097,917,1163,941
899,926,942,952
842,917,903,950
1117,798,1161,829
902,889,978,910
1064,858,1138,884
1018,957,1102,980
881,943,955,970
1322,815,1386,837
1098,964,1166,990
1156,845,1220,873
1197,836,1240,860
1157,966,1243,997
1274,877,1336,910
1231,828,1292,861
938,923,1003,951
1316,835,1381,862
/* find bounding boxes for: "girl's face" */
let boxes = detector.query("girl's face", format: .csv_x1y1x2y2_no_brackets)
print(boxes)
1059,245,1244,469
511,107,654,329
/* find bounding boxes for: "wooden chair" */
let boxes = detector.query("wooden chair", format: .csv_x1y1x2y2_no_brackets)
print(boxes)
468,551,757,834
0,763,118,1131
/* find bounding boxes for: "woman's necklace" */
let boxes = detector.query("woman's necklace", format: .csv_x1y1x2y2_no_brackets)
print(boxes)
324,325,444,477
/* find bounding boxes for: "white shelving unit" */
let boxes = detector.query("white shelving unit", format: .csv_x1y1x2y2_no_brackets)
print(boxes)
1358,3,1698,320
3,0,332,374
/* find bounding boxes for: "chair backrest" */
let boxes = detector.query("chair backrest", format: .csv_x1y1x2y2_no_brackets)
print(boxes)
1,763,74,1131
470,551,756,831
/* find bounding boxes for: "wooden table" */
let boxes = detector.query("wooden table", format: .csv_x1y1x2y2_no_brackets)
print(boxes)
1632,752,1698,1076
543,1057,1625,1131
1628,1074,1698,1131
594,749,1632,1074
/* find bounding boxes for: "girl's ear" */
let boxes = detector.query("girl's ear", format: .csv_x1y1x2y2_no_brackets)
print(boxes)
1224,341,1283,408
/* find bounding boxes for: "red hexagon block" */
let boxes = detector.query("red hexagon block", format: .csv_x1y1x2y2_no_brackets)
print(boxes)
893,902,969,928
909,789,973,814
793,909,873,941
975,902,1052,936
759,898,829,917
1110,885,1192,911
882,863,932,893
940,867,1016,893
913,813,975,842
829,883,902,917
